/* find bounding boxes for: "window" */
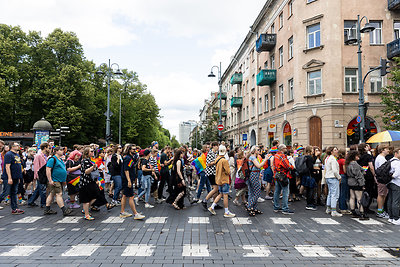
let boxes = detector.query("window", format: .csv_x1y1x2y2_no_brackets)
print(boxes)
395,21,400,39
288,36,293,59
344,20,357,43
370,69,383,93
369,21,382,45
288,78,294,101
344,68,358,93
279,46,283,67
251,100,255,117
251,74,255,89
279,85,284,105
270,54,275,69
288,1,293,17
307,23,321,49
308,70,322,95
264,60,268,68
265,94,269,112
250,49,254,62
246,106,249,120
259,98,262,114
279,12,283,29
271,23,275,34
271,90,276,109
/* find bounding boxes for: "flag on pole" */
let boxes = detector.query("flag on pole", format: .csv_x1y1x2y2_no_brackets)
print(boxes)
191,153,207,174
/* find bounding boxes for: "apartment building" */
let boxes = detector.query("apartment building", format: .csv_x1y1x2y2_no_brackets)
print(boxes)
220,0,400,149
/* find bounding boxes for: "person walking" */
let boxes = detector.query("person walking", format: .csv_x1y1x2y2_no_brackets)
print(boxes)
158,146,173,202
136,149,155,208
247,146,268,216
110,145,123,205
324,146,342,217
80,147,100,220
387,147,400,225
338,148,351,214
201,142,220,209
65,150,81,209
375,145,390,219
194,145,212,202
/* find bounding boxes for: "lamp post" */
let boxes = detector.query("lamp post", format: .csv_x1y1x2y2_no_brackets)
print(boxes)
96,59,123,146
345,15,375,143
208,62,223,142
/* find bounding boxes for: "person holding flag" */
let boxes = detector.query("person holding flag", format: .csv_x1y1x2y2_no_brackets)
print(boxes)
193,145,211,202
65,150,82,209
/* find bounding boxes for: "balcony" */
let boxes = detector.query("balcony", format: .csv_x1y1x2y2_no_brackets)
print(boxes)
218,92,227,100
256,69,276,86
230,73,243,84
388,0,400,10
219,110,227,117
387,38,400,59
256,34,277,53
230,97,243,108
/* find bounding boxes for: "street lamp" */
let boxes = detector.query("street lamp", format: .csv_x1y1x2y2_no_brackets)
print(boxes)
208,62,222,142
344,15,375,144
96,59,123,146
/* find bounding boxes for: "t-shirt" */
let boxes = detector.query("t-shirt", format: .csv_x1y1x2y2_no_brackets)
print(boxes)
160,152,169,172
122,154,136,181
46,156,67,183
66,159,81,176
205,150,217,176
375,154,387,170
338,158,345,175
141,158,152,176
1,151,23,180
357,153,374,180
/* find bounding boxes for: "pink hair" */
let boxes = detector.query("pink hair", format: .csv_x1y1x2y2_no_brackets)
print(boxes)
68,150,82,161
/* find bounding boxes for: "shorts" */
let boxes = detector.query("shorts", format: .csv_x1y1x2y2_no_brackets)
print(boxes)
377,182,388,196
48,182,63,194
207,174,216,185
122,185,134,197
263,168,273,184
349,185,364,191
218,184,230,194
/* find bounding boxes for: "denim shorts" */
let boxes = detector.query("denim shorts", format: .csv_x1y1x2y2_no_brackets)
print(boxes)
218,183,230,194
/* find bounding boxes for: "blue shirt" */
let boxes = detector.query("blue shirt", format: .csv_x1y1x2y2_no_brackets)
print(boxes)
46,156,67,183
1,151,23,180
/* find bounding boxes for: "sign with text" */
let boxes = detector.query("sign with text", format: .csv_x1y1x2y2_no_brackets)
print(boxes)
35,130,50,146
242,133,247,141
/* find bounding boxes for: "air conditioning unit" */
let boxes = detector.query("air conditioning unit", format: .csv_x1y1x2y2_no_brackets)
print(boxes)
334,120,343,128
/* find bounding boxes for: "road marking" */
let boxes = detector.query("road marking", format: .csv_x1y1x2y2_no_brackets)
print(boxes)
295,229,304,232
0,246,42,256
353,246,394,258
56,228,65,231
242,245,271,257
71,228,80,231
122,244,156,256
231,217,252,225
26,228,36,231
271,217,296,224
295,245,334,257
188,217,209,224
182,244,210,257
13,216,42,223
61,244,100,256
101,216,124,223
56,217,81,224
145,217,167,224
312,218,340,225
41,228,50,231
338,229,348,233
352,218,383,225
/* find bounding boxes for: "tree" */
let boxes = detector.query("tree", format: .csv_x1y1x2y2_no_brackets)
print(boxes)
381,58,400,130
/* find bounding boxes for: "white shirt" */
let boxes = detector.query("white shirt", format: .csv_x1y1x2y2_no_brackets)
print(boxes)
324,155,341,179
390,158,400,187
375,154,387,170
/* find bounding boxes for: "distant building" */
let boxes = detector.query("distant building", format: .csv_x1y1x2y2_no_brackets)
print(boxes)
179,121,197,144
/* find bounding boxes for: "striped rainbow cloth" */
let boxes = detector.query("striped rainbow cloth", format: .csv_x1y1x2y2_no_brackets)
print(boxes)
191,153,207,174
127,159,134,168
362,166,369,172
98,177,105,190
244,141,249,150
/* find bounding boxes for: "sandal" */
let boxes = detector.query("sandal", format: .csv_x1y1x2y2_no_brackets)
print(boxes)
84,215,95,221
248,209,256,217
106,203,116,210
172,203,180,210
90,206,100,212
254,209,263,215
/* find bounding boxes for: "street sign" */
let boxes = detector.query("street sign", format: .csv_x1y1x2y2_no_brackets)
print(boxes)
356,116,362,123
50,132,60,135
242,133,247,141
217,124,224,131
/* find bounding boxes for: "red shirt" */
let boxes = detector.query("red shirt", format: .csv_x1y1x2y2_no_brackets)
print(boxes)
338,158,345,175
273,152,294,177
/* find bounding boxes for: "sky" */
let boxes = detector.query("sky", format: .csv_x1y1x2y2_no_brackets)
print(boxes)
0,0,266,139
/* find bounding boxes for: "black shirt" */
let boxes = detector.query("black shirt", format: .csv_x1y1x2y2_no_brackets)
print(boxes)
160,153,168,172
122,154,136,180
358,153,374,180
111,154,123,176
141,158,152,176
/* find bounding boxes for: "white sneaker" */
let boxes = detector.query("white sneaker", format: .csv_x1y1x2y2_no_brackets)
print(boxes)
233,199,239,206
388,218,394,224
0,206,3,210
224,211,236,218
392,219,400,225
134,197,139,205
257,197,265,203
208,207,216,215
197,199,203,204
264,196,273,200
145,203,154,208
134,213,145,220
331,210,343,217
119,212,132,218
325,207,331,214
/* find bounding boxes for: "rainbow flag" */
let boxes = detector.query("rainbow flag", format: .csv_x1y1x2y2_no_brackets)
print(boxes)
191,153,207,174
127,159,134,168
98,177,105,190
68,176,80,186
91,157,103,167
244,141,249,150
157,153,161,172
362,166,369,172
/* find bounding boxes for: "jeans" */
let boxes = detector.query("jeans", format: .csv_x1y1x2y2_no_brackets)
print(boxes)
387,183,400,220
28,181,46,207
137,170,143,196
138,175,151,203
326,178,340,209
274,180,290,212
196,171,211,199
338,174,349,211
0,181,9,202
7,180,19,211
112,175,122,201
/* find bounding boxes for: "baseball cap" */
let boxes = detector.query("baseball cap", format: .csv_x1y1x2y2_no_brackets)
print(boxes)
218,145,226,156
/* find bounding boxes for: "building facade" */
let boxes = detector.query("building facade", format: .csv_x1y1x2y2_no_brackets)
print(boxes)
219,0,399,149
179,120,197,144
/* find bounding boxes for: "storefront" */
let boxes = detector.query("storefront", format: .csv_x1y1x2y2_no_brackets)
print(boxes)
0,132,34,146
283,121,292,148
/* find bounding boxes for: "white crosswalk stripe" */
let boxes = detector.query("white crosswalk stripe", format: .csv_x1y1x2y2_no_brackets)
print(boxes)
295,245,334,257
188,217,209,224
353,246,394,258
61,244,100,256
56,216,81,224
182,244,210,257
271,217,296,224
13,216,42,223
145,217,168,224
231,217,252,225
0,246,42,256
311,218,340,225
352,218,383,225
101,216,124,223
242,245,271,257
122,244,156,256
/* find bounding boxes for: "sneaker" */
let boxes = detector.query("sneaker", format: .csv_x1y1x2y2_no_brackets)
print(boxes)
224,212,236,218
377,212,389,219
197,199,203,204
340,210,352,215
70,203,80,209
84,215,95,221
63,208,73,216
134,213,145,220
0,206,3,210
28,202,38,207
282,210,294,215
233,199,239,206
208,207,216,215
273,208,282,213
120,212,132,218
145,203,154,208
392,219,400,225
134,197,139,205
44,209,57,215
11,209,24,215
202,200,208,210
325,207,331,214
257,197,265,203
19,200,26,205
264,196,273,200
331,210,343,217
306,205,317,211
111,200,121,206
388,218,394,224
359,213,370,221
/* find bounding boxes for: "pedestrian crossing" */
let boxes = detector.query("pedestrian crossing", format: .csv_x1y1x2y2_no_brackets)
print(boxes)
0,244,396,259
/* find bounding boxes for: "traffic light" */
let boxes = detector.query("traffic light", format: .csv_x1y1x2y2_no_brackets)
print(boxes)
364,118,372,141
106,133,113,142
353,123,360,141
380,58,390,76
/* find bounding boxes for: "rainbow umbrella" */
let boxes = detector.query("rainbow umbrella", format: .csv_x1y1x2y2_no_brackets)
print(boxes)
366,130,400,143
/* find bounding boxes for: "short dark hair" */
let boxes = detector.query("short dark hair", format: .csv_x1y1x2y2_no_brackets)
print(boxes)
211,141,219,147
326,146,337,156
40,142,49,150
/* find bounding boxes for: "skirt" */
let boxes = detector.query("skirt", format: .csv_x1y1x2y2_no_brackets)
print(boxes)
79,182,100,204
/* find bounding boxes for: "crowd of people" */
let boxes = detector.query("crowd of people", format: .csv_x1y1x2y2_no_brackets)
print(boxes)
0,138,399,225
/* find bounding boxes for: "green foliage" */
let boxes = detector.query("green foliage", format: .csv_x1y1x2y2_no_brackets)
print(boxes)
381,58,400,130
200,113,219,144
0,24,173,147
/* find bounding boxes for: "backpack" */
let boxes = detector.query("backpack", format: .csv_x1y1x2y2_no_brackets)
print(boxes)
376,159,398,184
239,158,251,180
295,155,308,175
38,156,55,184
